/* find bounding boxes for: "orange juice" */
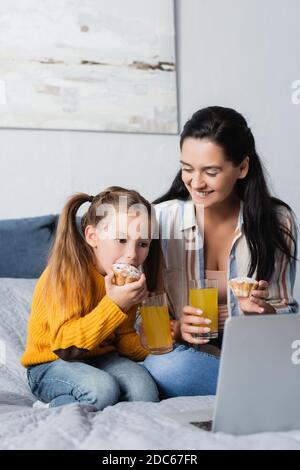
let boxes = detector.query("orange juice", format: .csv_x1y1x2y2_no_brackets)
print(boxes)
140,305,173,354
189,287,218,338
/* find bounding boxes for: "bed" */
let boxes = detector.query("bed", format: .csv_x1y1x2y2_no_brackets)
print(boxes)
1,277,300,450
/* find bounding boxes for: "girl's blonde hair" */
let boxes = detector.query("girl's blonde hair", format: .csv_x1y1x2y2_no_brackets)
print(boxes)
44,186,152,320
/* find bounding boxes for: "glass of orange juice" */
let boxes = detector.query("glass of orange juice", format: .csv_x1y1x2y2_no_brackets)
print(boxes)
189,279,218,339
140,293,173,354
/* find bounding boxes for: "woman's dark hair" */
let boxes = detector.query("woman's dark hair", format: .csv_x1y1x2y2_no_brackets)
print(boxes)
153,106,297,281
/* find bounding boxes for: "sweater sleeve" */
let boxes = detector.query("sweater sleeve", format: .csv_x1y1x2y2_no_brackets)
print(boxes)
48,294,127,360
114,306,149,362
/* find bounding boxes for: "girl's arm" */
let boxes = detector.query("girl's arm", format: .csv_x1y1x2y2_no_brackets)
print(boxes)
48,294,127,360
114,306,149,361
41,271,148,361
29,269,128,361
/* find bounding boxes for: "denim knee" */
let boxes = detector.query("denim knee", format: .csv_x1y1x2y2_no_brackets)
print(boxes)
143,345,220,397
78,373,121,410
124,368,159,402
27,360,123,410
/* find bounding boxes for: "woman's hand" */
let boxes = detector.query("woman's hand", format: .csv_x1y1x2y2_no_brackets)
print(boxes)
238,280,275,314
180,306,212,345
105,272,148,312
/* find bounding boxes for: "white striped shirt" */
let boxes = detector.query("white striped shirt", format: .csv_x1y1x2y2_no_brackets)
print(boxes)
154,198,298,320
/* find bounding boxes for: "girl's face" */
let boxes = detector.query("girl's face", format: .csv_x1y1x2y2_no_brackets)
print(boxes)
85,210,151,275
180,138,249,209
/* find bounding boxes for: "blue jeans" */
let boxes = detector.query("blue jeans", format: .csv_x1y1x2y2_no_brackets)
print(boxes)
27,353,159,410
143,344,220,398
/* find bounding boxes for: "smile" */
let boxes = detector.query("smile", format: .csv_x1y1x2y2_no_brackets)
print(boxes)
194,190,215,198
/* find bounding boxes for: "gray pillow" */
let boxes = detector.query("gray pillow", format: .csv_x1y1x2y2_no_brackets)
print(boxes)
0,215,58,278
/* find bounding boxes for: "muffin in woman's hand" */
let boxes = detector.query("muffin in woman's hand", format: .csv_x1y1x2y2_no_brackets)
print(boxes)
111,263,141,286
228,277,259,298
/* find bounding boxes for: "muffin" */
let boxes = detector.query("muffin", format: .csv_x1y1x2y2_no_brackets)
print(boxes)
112,263,141,286
228,277,259,298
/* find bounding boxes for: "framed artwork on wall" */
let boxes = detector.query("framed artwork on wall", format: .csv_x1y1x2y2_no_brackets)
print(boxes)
0,0,178,134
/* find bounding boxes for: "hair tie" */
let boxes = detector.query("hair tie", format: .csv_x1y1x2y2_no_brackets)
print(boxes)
88,195,94,203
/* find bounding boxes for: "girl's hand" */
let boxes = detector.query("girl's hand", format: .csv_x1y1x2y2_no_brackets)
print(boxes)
238,280,275,314
180,306,212,345
105,272,148,312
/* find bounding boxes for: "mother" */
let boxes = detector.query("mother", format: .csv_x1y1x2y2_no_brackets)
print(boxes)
143,106,298,398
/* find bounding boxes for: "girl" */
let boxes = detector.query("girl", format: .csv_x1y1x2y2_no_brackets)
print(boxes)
21,187,159,410
143,106,298,397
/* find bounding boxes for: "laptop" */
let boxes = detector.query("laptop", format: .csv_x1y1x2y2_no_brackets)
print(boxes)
166,314,300,435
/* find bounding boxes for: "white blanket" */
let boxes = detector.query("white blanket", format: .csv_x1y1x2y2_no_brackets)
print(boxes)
1,278,300,450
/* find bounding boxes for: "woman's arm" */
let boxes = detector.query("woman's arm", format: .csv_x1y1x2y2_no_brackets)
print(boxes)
239,211,298,315
267,211,298,314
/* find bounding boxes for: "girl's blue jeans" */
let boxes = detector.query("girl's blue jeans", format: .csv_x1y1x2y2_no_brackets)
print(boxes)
27,352,159,410
27,345,220,409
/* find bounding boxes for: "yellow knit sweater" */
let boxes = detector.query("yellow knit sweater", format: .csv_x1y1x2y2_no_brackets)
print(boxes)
21,266,148,367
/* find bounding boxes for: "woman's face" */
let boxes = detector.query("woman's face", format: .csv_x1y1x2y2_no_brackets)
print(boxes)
180,137,249,209
85,210,151,275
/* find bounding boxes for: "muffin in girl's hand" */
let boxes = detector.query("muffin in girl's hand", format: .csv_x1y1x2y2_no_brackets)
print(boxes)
111,263,141,286
228,277,259,298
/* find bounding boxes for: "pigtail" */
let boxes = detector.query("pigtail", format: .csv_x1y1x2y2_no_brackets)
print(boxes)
44,193,98,320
